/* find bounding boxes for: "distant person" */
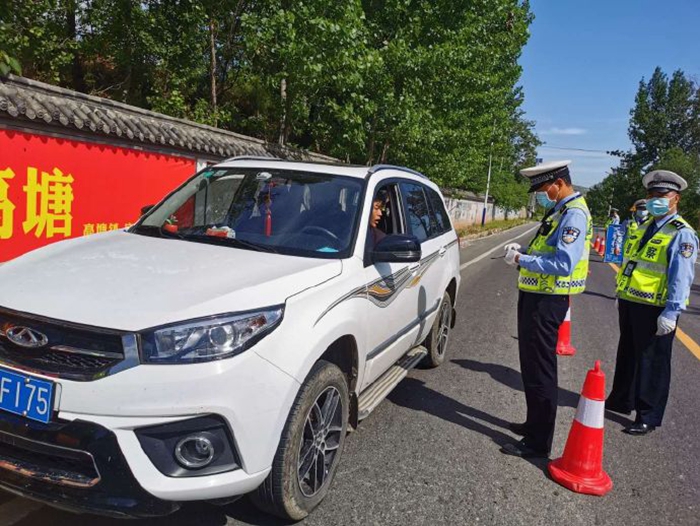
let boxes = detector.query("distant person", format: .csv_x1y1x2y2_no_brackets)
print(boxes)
499,160,592,458
621,200,648,258
607,170,698,435
625,199,648,234
606,208,621,227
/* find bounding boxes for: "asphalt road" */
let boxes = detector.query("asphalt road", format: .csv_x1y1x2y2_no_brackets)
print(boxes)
1,222,699,525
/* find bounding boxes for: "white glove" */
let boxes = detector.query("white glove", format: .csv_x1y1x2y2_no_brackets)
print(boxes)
504,243,521,253
656,316,677,336
504,247,519,267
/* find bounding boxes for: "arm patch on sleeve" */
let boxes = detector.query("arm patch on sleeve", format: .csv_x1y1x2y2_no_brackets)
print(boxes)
680,242,695,258
561,226,581,244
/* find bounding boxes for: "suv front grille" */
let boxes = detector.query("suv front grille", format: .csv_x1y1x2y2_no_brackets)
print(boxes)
0,308,128,381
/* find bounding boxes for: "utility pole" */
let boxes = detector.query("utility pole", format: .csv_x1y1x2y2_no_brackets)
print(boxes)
481,119,497,227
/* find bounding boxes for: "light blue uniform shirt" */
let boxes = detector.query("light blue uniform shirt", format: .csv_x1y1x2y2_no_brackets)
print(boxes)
647,213,698,321
519,192,589,277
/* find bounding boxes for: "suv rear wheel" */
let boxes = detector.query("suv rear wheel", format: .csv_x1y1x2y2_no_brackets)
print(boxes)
422,291,453,368
252,360,349,520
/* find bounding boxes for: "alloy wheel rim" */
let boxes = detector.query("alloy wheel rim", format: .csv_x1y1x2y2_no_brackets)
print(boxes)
436,302,451,357
297,386,343,497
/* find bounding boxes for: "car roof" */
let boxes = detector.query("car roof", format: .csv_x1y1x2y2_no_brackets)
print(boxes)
214,157,441,192
216,158,369,179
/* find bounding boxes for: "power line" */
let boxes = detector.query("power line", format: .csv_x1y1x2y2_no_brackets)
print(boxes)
539,145,618,154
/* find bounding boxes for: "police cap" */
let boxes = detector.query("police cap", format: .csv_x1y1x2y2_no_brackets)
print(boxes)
642,170,688,194
520,160,572,193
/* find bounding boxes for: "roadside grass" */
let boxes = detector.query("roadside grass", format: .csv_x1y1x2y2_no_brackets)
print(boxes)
456,218,532,239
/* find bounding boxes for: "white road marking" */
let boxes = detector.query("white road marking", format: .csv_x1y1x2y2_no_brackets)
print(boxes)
0,498,43,526
460,224,539,271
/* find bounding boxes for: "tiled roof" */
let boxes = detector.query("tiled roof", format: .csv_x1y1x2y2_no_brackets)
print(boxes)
0,74,335,162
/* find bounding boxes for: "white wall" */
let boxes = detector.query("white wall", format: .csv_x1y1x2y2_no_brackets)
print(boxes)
444,197,526,228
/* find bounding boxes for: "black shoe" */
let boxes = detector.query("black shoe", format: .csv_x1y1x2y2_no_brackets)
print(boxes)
623,422,656,435
508,422,527,436
605,401,632,415
500,439,550,459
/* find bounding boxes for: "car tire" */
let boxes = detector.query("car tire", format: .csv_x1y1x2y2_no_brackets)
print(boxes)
422,291,453,368
252,360,349,521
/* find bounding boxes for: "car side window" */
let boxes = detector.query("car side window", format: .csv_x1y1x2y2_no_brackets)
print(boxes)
400,182,432,243
426,187,451,235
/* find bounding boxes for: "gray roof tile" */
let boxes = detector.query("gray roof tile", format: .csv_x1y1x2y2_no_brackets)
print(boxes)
0,75,335,162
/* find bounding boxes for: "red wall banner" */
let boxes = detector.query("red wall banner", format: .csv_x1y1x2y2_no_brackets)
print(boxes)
0,129,196,262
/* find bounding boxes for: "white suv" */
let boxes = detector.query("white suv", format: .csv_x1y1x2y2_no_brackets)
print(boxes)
0,158,460,520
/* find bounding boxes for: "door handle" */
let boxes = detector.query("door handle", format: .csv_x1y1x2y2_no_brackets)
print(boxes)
439,247,447,257
408,263,420,273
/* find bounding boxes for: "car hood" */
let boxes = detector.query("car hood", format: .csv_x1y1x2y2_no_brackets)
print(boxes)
0,231,342,331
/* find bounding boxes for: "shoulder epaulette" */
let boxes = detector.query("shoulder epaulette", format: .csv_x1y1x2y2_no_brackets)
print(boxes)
670,219,687,230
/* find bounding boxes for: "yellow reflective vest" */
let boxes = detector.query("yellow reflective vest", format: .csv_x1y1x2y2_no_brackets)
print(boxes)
518,195,592,295
616,216,694,307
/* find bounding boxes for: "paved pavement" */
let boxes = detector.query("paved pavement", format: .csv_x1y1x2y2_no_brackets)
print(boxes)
1,222,699,525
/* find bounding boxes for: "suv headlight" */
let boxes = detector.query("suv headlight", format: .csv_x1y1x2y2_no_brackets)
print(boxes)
140,307,283,364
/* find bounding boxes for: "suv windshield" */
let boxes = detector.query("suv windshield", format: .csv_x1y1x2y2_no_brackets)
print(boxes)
132,167,365,258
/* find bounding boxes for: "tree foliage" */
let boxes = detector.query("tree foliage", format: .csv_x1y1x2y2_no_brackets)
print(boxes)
1,0,540,209
587,67,700,225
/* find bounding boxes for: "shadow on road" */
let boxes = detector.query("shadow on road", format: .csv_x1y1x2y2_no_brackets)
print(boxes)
582,290,616,301
451,358,580,409
388,377,549,473
156,499,294,526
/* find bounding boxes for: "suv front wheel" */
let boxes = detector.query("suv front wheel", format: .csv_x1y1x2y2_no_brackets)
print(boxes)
252,360,349,520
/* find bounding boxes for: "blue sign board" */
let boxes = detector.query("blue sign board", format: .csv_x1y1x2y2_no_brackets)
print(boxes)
604,225,625,264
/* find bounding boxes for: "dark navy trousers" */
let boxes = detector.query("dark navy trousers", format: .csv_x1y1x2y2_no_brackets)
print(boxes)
607,299,675,426
517,291,569,452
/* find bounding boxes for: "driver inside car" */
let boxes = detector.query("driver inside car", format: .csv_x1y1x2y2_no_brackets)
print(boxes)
370,189,389,246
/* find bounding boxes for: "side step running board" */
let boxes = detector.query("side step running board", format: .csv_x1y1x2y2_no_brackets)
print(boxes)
357,346,427,421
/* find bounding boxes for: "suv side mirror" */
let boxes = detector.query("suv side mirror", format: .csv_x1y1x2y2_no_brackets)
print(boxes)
141,204,155,216
372,234,421,264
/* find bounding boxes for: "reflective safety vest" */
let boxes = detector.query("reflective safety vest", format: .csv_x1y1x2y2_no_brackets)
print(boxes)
518,195,592,295
622,219,642,260
616,215,694,307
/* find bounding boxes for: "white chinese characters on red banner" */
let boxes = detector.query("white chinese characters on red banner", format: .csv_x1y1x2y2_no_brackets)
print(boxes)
0,129,196,261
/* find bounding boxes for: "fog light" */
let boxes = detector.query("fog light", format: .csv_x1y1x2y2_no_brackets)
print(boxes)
136,415,240,477
175,434,215,469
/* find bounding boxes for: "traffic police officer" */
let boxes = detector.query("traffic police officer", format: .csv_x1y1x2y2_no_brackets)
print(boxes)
607,170,698,435
500,160,592,458
624,199,648,237
621,200,647,258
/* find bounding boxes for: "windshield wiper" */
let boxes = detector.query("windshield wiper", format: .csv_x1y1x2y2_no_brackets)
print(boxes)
229,238,279,254
176,233,279,254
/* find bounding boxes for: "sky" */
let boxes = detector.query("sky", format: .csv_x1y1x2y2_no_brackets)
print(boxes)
519,0,700,189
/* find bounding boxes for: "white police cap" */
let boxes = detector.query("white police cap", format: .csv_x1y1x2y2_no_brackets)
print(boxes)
642,170,688,193
520,160,572,193
632,199,647,210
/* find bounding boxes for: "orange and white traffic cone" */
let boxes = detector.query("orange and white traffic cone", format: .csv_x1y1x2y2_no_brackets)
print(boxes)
598,237,606,257
592,236,600,252
548,360,613,496
556,300,576,356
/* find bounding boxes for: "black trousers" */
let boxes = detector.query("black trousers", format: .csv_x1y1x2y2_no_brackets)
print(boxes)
517,291,569,452
607,299,676,426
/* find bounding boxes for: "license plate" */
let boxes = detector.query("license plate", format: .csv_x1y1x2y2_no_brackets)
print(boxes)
0,368,54,424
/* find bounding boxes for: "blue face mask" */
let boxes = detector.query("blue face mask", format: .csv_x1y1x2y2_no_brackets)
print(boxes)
647,197,671,217
635,210,648,221
536,191,556,210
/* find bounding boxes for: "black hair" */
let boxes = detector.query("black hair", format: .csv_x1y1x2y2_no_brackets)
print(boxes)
374,188,389,202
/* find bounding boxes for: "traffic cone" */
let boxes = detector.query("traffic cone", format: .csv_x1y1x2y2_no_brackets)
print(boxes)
556,300,576,356
548,361,613,496
592,236,600,252
598,237,605,257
